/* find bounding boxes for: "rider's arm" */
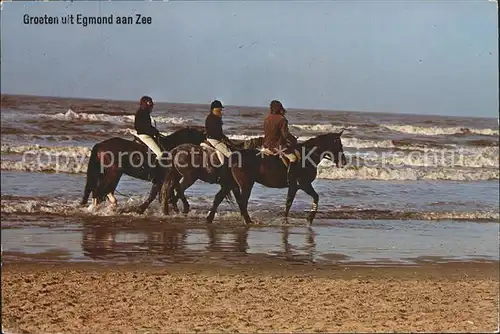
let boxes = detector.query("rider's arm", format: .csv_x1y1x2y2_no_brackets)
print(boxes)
280,118,293,144
135,111,159,137
148,115,160,137
205,115,224,140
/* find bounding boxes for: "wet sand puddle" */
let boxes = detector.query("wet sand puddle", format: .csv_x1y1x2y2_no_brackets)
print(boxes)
2,215,498,267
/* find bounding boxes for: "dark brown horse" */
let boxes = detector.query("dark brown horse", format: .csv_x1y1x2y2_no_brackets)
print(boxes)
80,127,206,212
162,132,346,225
227,131,347,225
142,137,264,216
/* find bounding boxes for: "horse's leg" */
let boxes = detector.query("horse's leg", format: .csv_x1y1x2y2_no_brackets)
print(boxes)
167,187,180,214
230,167,255,225
162,170,184,215
90,174,107,209
136,182,162,214
206,185,232,224
176,173,198,214
284,183,299,223
104,171,123,208
231,186,252,225
299,183,319,225
107,192,118,207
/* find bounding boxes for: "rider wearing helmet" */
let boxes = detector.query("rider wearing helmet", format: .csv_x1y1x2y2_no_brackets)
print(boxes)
134,96,164,162
263,100,299,185
205,100,233,161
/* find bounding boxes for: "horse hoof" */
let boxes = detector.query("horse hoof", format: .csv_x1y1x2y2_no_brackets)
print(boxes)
206,213,215,224
136,206,146,214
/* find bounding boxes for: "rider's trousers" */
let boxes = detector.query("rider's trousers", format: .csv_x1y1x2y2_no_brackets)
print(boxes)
206,138,232,162
137,134,163,158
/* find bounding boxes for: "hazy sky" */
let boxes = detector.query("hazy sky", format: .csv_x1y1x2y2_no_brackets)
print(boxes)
1,1,498,117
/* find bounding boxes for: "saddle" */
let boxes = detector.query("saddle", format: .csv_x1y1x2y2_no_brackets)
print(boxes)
132,134,165,151
259,147,301,167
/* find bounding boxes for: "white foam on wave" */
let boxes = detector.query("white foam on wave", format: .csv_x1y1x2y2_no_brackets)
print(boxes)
2,140,498,176
288,122,498,137
316,164,499,181
418,211,500,222
227,134,404,149
1,160,88,174
290,124,355,133
0,197,242,221
1,143,91,157
357,147,499,168
2,197,498,222
382,124,499,136
2,157,498,181
38,109,192,126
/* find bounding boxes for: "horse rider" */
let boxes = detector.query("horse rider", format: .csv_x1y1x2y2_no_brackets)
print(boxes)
134,96,164,165
205,100,234,161
263,100,299,185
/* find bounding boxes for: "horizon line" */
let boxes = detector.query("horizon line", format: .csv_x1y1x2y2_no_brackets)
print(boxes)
1,93,497,120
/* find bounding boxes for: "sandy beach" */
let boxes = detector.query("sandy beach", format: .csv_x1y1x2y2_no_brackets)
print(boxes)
2,261,499,333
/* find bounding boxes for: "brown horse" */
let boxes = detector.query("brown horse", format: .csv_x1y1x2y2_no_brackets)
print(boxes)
142,137,264,216
162,131,346,225
226,131,347,225
80,127,206,212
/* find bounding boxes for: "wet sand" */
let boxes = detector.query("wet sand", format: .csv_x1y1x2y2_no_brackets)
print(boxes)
2,261,499,333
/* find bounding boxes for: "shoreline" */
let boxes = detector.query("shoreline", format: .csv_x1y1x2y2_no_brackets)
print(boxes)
2,260,499,333
2,259,500,278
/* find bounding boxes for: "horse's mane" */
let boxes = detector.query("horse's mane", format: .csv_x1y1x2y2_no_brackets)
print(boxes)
302,132,339,148
158,126,206,150
167,126,205,138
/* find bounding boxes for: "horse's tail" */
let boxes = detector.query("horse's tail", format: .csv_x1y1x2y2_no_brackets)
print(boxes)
161,157,178,214
80,144,101,205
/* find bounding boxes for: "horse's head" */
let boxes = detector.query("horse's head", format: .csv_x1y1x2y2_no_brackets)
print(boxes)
305,130,347,168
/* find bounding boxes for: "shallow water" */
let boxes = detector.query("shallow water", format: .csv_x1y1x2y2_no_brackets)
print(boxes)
1,95,499,267
2,215,499,267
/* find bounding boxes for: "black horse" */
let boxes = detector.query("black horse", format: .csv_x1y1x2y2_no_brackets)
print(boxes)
162,131,346,225
80,127,206,212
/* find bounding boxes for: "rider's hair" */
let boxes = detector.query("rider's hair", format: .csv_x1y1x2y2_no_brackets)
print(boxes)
270,100,284,115
140,96,154,109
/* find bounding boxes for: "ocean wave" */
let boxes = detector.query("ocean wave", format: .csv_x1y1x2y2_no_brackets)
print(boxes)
1,160,89,174
356,148,499,168
2,197,498,223
290,124,355,133
1,143,91,157
382,124,499,137
38,109,192,126
307,209,499,222
2,157,498,181
2,134,498,171
121,131,399,149
316,165,499,181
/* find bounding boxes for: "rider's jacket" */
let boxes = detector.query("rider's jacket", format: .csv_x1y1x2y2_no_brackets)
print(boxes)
205,113,226,141
263,113,296,150
134,107,159,137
